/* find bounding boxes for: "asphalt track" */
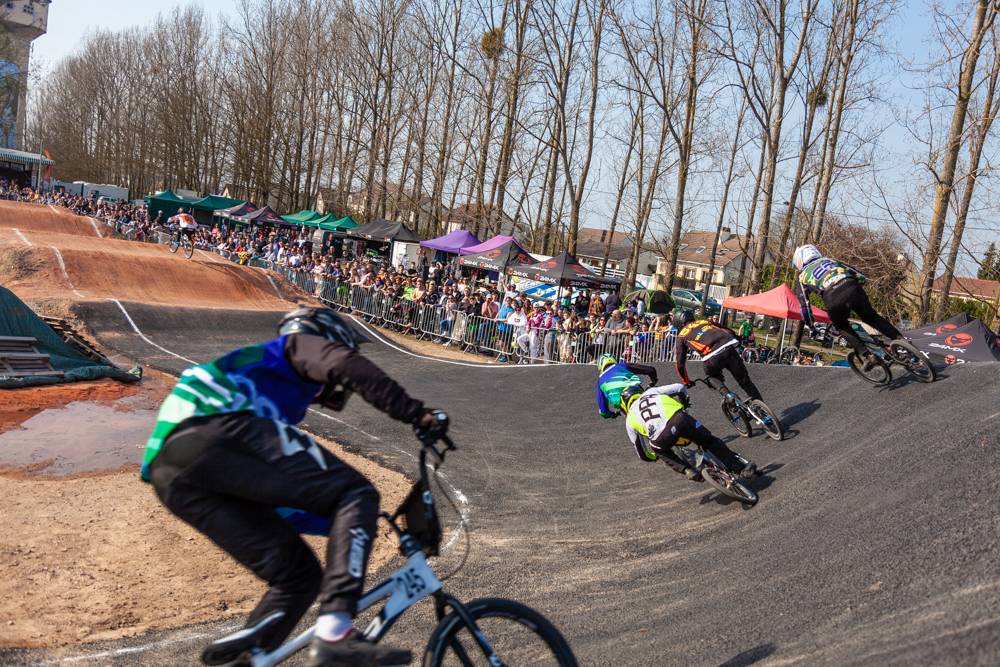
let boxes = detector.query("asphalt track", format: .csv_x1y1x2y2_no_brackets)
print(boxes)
7,302,1000,666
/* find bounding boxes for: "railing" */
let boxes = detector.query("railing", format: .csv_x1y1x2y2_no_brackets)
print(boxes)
87,212,692,366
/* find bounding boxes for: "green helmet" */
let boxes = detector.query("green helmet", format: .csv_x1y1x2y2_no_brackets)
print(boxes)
620,384,644,414
598,353,617,374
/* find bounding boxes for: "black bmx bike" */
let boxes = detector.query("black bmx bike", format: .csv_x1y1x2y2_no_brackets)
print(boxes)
168,226,195,259
816,327,936,386
691,378,783,441
670,438,759,507
200,418,578,667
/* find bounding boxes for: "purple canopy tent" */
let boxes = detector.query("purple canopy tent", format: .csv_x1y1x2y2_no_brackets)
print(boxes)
215,201,257,220
420,229,481,254
239,206,290,226
458,234,523,256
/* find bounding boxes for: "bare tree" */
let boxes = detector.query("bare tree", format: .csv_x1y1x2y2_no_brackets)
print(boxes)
916,0,999,324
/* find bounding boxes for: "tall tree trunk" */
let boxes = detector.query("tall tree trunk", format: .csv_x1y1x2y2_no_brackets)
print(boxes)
701,103,747,314
917,0,998,323
934,29,1000,321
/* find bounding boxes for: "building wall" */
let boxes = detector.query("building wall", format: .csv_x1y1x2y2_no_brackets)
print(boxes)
1,0,48,149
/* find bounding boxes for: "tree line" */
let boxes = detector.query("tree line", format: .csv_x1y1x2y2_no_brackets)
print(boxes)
24,0,1000,325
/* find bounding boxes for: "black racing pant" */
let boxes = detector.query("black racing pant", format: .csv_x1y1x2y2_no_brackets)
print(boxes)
148,413,379,650
823,279,902,356
703,345,763,402
650,411,744,474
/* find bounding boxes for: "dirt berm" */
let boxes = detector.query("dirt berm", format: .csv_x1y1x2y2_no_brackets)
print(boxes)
5,300,994,667
0,199,294,309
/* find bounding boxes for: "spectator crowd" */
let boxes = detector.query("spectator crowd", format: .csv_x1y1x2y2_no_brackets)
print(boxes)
0,181,833,366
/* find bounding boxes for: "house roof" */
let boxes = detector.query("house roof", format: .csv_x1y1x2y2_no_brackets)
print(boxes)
576,227,745,268
675,233,744,268
933,275,1000,300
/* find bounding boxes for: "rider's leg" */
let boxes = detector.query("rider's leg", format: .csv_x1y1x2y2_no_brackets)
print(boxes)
823,284,868,357
719,347,763,401
701,354,728,394
673,412,750,473
847,283,904,340
149,414,381,650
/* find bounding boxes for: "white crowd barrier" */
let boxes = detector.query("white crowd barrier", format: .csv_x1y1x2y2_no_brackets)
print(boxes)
88,213,696,366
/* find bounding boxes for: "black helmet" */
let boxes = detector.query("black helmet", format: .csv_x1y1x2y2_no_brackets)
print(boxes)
278,307,369,350
671,308,694,330
619,384,644,415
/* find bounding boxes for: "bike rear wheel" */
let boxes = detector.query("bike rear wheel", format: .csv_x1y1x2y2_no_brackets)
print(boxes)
700,457,758,506
748,400,783,441
424,597,577,667
887,340,936,383
847,351,891,385
721,399,751,437
184,235,194,259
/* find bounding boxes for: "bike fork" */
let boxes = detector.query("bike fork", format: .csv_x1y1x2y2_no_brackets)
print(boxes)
440,596,505,667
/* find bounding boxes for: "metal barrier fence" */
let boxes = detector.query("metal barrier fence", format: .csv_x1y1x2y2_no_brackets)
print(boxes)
88,213,693,366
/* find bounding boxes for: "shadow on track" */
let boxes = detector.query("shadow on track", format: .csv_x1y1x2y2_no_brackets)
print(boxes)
719,643,778,666
780,399,821,429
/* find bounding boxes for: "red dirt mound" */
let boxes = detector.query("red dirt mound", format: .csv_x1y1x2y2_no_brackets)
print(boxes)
0,202,298,310
0,200,101,237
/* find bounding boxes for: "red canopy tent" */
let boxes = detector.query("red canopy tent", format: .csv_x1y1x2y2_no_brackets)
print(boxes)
722,284,831,356
722,284,831,323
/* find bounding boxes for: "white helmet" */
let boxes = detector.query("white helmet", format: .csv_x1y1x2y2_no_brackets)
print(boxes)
792,244,822,271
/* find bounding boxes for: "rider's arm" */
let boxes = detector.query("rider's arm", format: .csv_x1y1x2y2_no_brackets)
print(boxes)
284,333,425,424
796,281,815,329
596,380,615,418
626,422,657,462
843,262,867,284
674,338,691,385
624,362,658,385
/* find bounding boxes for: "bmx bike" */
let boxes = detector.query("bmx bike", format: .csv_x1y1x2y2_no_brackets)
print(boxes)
819,329,936,386
669,439,759,507
691,378,783,441
200,417,578,667
168,226,195,259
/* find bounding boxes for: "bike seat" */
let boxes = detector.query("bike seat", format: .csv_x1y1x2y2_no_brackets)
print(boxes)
201,611,285,665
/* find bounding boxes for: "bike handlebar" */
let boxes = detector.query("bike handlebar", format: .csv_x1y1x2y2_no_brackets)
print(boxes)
689,377,717,391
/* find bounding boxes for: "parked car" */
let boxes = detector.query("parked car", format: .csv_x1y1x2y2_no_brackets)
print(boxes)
671,288,722,316
812,320,877,348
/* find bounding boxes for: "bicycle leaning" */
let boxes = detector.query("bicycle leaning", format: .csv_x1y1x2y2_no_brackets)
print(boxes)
167,225,195,259
200,417,579,667
813,327,936,386
689,377,783,442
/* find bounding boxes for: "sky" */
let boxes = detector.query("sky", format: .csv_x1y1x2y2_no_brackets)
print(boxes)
25,1,998,276
30,0,239,75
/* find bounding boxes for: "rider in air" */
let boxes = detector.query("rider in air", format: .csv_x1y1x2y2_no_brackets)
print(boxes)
596,352,659,418
143,307,440,667
620,382,757,481
792,244,904,365
672,309,765,403
168,206,198,240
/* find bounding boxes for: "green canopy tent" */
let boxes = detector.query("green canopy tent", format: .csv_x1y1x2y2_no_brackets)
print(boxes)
318,215,358,233
281,210,323,226
144,189,199,222
191,195,246,225
622,288,675,316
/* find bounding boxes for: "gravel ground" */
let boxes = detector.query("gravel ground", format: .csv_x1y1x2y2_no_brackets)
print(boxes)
4,301,998,667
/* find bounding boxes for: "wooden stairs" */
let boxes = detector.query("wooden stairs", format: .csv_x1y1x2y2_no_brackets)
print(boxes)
0,336,62,378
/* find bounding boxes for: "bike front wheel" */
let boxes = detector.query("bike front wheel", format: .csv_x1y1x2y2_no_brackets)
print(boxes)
721,399,752,437
887,340,936,383
168,235,180,253
700,457,758,506
424,597,578,667
748,400,783,441
847,351,892,385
